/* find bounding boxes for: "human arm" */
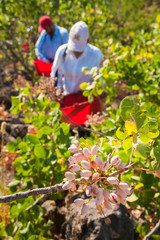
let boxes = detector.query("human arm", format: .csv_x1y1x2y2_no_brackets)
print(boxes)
35,31,50,63
50,45,67,88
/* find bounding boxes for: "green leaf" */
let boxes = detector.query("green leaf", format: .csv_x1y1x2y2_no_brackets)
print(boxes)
20,221,31,234
97,88,103,95
127,193,138,202
34,144,46,159
37,126,53,138
18,142,28,152
136,143,151,158
5,223,14,236
123,137,133,150
26,135,40,144
80,82,88,90
116,127,127,140
140,171,154,190
120,96,134,121
7,142,17,153
30,205,44,220
153,146,160,164
10,204,21,217
60,122,70,135
139,129,159,143
82,91,90,97
88,95,94,103
8,180,20,189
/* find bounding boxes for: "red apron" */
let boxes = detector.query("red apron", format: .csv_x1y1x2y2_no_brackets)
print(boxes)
60,91,103,125
34,59,52,77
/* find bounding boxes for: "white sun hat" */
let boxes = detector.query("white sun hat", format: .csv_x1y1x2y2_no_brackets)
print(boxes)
68,21,89,52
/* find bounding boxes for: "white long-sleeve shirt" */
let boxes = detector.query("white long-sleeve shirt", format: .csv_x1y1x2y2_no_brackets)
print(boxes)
35,25,68,63
50,43,103,95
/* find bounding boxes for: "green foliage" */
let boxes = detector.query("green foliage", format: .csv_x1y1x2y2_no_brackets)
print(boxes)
2,86,72,238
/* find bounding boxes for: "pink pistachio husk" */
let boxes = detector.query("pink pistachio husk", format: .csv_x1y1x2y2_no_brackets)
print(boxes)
91,184,99,196
83,147,91,158
118,195,126,205
62,181,71,190
100,161,109,171
92,172,100,182
74,198,85,206
94,155,103,166
72,140,79,148
80,170,92,178
118,182,129,190
117,163,128,170
68,156,78,165
81,160,91,170
96,188,103,199
110,193,118,204
104,199,112,210
103,190,110,199
125,189,132,196
69,164,80,172
73,152,86,161
107,176,119,185
86,185,92,196
117,189,127,198
96,196,104,205
68,144,79,153
81,204,89,215
91,161,98,168
91,145,98,155
65,172,76,180
70,182,76,191
62,181,76,191
110,155,121,166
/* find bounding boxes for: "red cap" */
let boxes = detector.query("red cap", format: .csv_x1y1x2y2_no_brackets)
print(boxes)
38,16,52,32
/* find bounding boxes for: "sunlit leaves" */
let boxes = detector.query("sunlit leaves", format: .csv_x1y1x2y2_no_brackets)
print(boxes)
125,120,138,135
120,96,159,143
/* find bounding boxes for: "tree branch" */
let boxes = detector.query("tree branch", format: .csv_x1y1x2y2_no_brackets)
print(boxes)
1,40,33,75
143,220,160,240
108,163,135,177
61,109,106,137
0,183,63,203
0,164,136,203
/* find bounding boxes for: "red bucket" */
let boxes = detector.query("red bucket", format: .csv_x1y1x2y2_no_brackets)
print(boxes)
60,91,103,125
34,59,53,77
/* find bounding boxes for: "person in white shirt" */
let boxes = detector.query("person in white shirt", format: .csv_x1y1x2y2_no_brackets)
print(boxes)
35,16,69,63
50,21,103,95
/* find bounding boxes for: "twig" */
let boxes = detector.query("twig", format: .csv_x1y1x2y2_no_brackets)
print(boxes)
0,162,136,203
108,163,135,177
61,109,106,137
1,40,33,75
129,147,135,165
26,194,45,210
12,225,19,237
0,183,63,203
143,220,160,240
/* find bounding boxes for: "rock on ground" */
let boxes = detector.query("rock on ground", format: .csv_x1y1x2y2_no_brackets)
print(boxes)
42,194,135,240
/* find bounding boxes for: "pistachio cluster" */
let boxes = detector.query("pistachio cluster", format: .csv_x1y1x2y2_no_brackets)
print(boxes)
62,140,132,215
30,78,63,102
85,112,103,127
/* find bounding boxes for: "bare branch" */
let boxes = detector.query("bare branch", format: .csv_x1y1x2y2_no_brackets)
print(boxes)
61,109,106,137
0,165,136,204
26,194,45,210
108,163,135,177
0,183,63,203
143,220,160,240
